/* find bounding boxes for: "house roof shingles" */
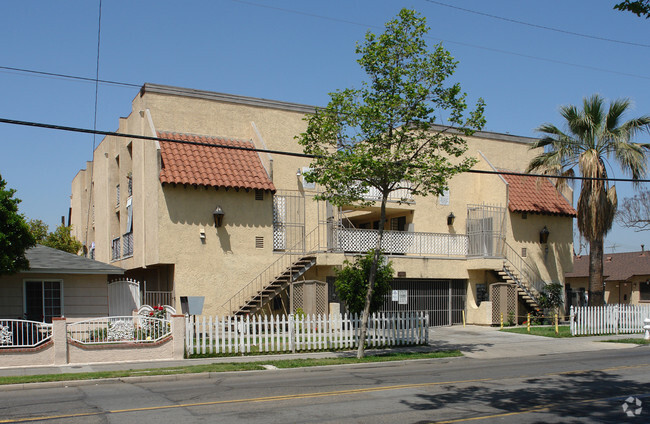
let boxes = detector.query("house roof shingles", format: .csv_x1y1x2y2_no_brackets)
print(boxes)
158,132,275,192
25,245,125,275
501,172,576,217
566,251,650,282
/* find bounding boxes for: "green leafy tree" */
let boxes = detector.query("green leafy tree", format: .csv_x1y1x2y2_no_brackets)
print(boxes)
0,175,35,275
614,1,650,18
28,219,49,243
527,95,650,306
335,250,394,315
42,224,83,255
537,283,564,317
298,9,485,357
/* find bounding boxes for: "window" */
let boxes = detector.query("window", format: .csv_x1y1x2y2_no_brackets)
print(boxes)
390,216,407,231
24,280,62,323
476,283,488,306
111,237,121,261
640,281,650,301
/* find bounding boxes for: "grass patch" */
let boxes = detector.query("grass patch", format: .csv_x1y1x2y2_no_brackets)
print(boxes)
188,343,423,359
500,325,572,338
0,350,460,386
600,338,650,345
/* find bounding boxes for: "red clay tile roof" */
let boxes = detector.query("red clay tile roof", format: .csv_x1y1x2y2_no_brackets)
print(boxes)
501,172,576,217
158,132,275,192
566,251,650,282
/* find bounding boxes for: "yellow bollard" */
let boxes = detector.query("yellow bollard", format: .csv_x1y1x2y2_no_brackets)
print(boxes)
462,310,466,328
555,313,559,335
527,313,530,333
500,313,503,329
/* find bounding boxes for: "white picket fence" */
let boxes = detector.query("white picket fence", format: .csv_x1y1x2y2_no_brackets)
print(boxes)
186,312,429,356
570,304,650,336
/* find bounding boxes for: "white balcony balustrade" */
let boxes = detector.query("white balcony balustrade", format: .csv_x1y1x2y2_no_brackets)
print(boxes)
334,228,468,257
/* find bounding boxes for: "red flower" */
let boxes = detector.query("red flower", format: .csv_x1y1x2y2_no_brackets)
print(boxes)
149,312,154,316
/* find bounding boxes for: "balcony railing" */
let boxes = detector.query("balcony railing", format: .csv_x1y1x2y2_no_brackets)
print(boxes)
334,227,468,257
362,185,414,203
122,232,133,257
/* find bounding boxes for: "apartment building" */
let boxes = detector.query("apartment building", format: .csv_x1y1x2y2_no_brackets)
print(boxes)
70,83,575,325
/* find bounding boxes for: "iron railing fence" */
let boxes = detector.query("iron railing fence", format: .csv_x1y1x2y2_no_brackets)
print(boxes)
503,242,547,298
144,291,174,308
0,319,53,348
122,232,133,257
223,225,327,315
67,316,171,344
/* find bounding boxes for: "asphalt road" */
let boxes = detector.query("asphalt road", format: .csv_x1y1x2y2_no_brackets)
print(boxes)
1,348,649,423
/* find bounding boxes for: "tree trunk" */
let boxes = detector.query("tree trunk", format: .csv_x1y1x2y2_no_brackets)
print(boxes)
357,194,388,359
588,237,605,306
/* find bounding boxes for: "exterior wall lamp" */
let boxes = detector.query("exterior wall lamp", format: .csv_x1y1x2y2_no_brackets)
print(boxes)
213,206,225,227
539,226,550,244
447,212,455,226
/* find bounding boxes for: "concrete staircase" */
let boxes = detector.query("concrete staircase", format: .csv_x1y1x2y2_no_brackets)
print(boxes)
233,256,316,316
495,262,541,310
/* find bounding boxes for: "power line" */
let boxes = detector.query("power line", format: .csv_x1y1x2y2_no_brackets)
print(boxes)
1,116,649,184
423,0,650,49
0,65,139,88
228,0,650,81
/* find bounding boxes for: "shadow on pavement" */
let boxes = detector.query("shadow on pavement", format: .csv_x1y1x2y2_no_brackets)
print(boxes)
403,369,650,423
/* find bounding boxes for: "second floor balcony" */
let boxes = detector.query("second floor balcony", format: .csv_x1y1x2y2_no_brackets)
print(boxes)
334,227,468,257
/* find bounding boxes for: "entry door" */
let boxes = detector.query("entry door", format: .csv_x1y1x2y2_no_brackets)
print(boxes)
24,281,62,323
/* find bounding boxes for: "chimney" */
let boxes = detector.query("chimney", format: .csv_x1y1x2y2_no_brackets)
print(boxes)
642,244,645,252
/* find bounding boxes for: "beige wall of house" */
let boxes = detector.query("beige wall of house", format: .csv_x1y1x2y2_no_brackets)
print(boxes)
0,273,109,319
71,84,574,318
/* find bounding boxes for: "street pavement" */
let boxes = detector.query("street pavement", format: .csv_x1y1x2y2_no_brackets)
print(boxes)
0,325,644,383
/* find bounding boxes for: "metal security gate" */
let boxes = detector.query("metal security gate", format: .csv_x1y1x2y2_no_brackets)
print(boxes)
381,279,466,326
273,191,305,251
327,278,466,326
467,204,506,257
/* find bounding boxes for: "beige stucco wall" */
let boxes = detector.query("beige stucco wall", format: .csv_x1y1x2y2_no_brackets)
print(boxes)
70,85,574,318
0,273,109,319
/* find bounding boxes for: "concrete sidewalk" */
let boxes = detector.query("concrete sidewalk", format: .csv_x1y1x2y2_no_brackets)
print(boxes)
429,325,645,359
0,325,646,379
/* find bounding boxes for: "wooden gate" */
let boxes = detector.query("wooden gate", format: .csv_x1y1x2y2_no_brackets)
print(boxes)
108,278,141,316
292,280,328,315
491,283,518,325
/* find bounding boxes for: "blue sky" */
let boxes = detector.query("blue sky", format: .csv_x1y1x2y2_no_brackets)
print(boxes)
0,0,648,253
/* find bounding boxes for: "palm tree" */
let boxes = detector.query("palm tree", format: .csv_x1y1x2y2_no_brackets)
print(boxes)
527,95,650,306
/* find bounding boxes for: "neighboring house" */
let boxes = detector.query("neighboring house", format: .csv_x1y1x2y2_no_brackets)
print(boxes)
565,249,650,308
0,245,124,321
70,83,576,324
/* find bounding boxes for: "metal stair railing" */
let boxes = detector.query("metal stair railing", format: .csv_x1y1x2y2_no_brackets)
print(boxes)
502,242,547,304
222,225,327,315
